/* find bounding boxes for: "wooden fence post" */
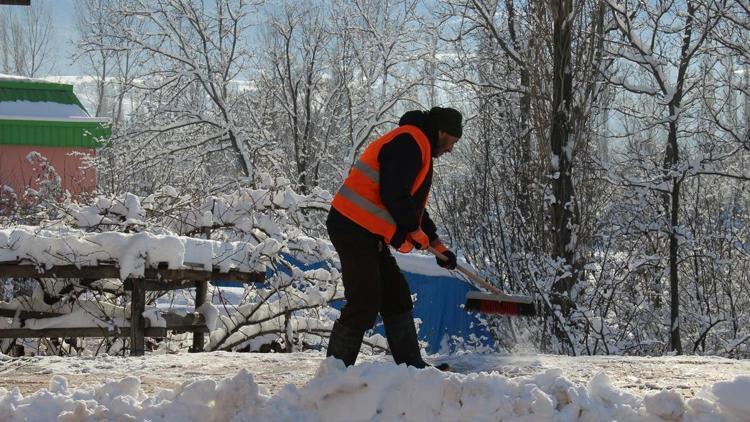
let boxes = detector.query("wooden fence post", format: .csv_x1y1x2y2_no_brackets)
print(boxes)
284,310,294,352
192,224,213,353
191,280,208,352
130,279,146,356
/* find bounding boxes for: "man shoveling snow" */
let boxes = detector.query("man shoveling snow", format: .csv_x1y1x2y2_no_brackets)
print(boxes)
326,107,462,369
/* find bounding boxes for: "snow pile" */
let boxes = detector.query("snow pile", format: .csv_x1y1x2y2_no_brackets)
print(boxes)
0,370,266,422
709,376,750,417
0,359,748,421
0,225,269,280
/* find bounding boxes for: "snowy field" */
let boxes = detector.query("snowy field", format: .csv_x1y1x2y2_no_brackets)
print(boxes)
1,351,749,421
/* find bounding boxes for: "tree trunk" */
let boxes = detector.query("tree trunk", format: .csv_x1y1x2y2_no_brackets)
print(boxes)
666,121,683,354
94,52,107,118
549,0,579,310
662,0,698,355
511,0,534,231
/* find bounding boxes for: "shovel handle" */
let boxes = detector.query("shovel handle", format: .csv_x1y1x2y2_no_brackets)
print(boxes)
428,246,501,295
428,246,535,304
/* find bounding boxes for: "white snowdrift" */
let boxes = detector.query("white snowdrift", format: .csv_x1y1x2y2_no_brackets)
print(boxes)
0,358,747,421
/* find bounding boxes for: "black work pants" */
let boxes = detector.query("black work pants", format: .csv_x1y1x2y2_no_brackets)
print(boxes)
328,226,414,332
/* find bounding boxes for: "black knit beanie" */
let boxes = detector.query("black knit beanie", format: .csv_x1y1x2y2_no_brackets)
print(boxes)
429,107,463,138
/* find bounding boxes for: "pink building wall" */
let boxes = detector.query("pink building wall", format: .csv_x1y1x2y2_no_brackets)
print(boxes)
0,145,96,197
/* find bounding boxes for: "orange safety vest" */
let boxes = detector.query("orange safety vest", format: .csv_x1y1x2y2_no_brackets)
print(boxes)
331,125,432,244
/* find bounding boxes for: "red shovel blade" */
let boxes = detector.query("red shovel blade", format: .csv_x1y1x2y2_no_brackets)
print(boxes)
464,292,537,316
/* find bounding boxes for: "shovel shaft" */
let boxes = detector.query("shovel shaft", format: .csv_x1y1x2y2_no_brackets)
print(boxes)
428,247,500,294
428,247,534,305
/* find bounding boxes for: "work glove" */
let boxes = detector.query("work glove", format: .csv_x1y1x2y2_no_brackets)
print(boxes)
389,230,407,249
432,240,457,270
406,229,429,250
389,230,414,253
397,240,414,253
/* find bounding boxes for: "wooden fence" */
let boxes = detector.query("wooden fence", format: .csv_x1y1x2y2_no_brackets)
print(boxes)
0,262,265,356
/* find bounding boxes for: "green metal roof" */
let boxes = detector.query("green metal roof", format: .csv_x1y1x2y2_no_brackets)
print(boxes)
0,118,110,148
0,78,110,148
0,79,88,112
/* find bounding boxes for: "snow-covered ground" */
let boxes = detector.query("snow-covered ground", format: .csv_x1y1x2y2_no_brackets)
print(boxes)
1,351,749,421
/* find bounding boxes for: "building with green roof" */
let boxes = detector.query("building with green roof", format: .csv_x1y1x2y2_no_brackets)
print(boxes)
0,74,110,197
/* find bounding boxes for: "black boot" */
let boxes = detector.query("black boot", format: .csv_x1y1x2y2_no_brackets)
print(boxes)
326,320,365,366
383,310,429,368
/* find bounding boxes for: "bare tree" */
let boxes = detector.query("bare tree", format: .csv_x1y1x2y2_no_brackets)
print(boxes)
80,0,263,195
0,4,54,77
75,0,145,130
258,1,338,194
256,0,430,194
604,0,728,354
434,0,609,354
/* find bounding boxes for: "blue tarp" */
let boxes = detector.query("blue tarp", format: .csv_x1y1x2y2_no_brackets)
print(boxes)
326,269,490,353
211,253,490,353
210,253,329,287
393,270,489,353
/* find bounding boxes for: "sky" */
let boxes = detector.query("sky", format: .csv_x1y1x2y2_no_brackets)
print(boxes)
43,0,79,75
3,0,82,76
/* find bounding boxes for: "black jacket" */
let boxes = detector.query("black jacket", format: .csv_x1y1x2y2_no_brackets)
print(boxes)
328,110,439,247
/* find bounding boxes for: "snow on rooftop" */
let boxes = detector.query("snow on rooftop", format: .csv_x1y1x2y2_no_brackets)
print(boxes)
0,74,95,119
0,226,271,280
0,100,88,119
0,73,52,84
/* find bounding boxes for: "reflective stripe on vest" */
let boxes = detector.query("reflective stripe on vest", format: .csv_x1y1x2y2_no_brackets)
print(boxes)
331,125,431,243
352,160,379,183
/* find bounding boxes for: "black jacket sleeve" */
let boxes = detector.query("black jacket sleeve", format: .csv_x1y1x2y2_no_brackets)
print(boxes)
378,134,422,239
421,210,438,242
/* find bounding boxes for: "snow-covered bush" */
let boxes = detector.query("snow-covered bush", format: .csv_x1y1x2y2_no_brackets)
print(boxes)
0,173,357,355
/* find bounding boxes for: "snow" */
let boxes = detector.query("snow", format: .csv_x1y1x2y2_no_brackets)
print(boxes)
643,388,685,419
23,304,127,331
0,74,51,84
196,303,220,331
0,226,268,280
0,101,89,119
551,154,560,171
710,376,750,416
393,251,457,278
0,352,749,421
142,308,167,329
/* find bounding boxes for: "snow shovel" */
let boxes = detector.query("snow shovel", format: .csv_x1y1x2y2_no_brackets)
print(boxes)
428,247,538,317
